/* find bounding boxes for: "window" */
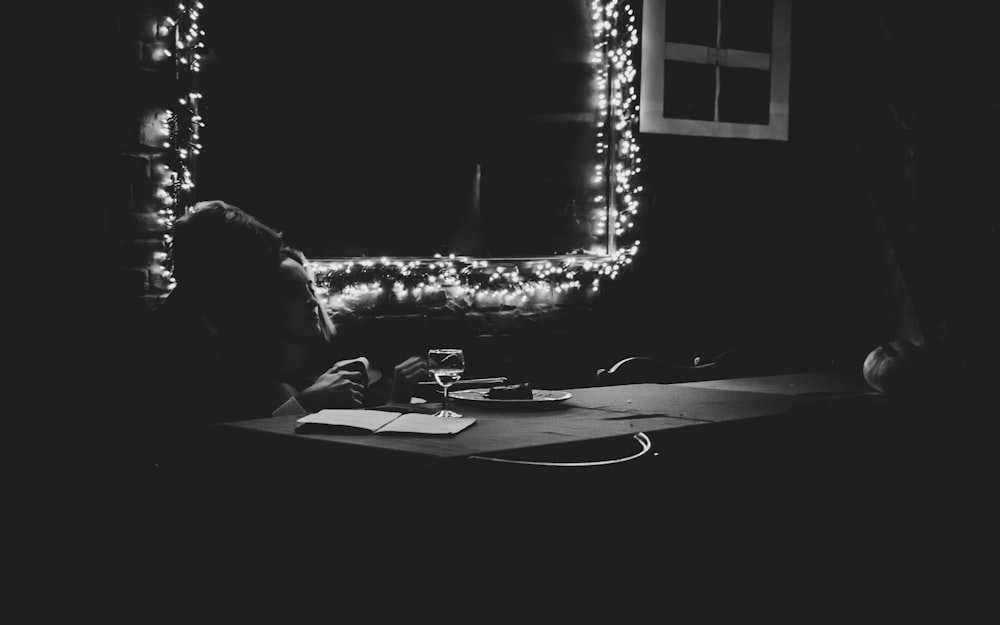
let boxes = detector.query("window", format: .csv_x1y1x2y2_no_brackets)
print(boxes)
639,0,791,140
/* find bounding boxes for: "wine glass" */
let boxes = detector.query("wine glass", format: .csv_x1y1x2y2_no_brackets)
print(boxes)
427,348,465,418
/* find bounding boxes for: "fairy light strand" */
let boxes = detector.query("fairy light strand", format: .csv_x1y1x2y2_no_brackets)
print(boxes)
156,1,205,291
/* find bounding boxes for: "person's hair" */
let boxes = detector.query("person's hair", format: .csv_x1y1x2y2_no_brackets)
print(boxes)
280,246,337,341
170,200,283,296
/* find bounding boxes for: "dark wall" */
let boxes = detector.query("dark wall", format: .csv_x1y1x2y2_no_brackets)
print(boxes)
600,0,998,377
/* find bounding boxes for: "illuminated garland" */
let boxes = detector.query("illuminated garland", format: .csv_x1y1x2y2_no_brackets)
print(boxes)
153,1,205,291
594,0,643,247
310,254,634,309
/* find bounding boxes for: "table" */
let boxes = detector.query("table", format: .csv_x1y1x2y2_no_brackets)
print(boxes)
211,367,880,467
201,365,996,502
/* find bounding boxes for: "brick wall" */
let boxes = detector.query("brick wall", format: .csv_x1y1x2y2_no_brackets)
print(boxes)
108,1,179,335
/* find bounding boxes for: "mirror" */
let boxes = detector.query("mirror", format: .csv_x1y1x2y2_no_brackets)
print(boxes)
195,0,615,260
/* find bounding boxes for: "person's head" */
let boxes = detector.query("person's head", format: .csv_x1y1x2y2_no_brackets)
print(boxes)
169,200,283,329
275,246,337,342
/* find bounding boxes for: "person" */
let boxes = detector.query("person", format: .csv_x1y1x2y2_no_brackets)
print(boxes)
137,201,287,451
265,246,427,415
134,201,422,464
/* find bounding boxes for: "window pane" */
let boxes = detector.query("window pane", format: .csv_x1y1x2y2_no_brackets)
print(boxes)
663,61,716,121
718,66,771,124
664,0,718,47
481,122,598,255
720,0,772,53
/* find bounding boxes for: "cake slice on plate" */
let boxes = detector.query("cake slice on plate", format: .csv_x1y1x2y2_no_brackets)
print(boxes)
486,383,533,400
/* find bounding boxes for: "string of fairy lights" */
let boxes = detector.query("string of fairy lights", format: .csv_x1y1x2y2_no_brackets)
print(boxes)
151,1,205,290
158,1,640,306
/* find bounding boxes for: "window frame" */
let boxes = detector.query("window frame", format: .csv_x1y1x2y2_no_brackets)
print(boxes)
639,0,791,140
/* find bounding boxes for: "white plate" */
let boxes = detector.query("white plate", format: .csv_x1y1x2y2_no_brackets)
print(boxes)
449,388,573,406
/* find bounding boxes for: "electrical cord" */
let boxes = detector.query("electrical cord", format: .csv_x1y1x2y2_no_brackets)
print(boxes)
468,432,652,467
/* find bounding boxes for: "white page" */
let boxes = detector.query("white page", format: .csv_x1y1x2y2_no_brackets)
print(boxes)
375,413,476,435
296,409,402,433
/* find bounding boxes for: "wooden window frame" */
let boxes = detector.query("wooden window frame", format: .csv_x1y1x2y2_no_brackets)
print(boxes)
639,0,791,140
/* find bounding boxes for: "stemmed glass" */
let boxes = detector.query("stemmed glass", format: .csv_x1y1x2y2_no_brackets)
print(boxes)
427,348,465,418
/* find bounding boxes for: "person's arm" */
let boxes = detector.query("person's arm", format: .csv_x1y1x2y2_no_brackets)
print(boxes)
329,355,392,406
279,368,366,413
366,356,427,405
392,356,428,404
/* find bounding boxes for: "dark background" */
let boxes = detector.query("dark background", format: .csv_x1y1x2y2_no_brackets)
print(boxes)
595,0,999,376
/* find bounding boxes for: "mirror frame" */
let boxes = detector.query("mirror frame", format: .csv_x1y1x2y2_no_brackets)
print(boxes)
162,0,643,306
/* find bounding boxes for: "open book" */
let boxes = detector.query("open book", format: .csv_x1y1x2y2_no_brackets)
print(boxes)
295,409,476,436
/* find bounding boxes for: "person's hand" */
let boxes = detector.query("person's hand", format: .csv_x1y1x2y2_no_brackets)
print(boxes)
297,368,366,412
330,358,370,388
390,356,428,404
